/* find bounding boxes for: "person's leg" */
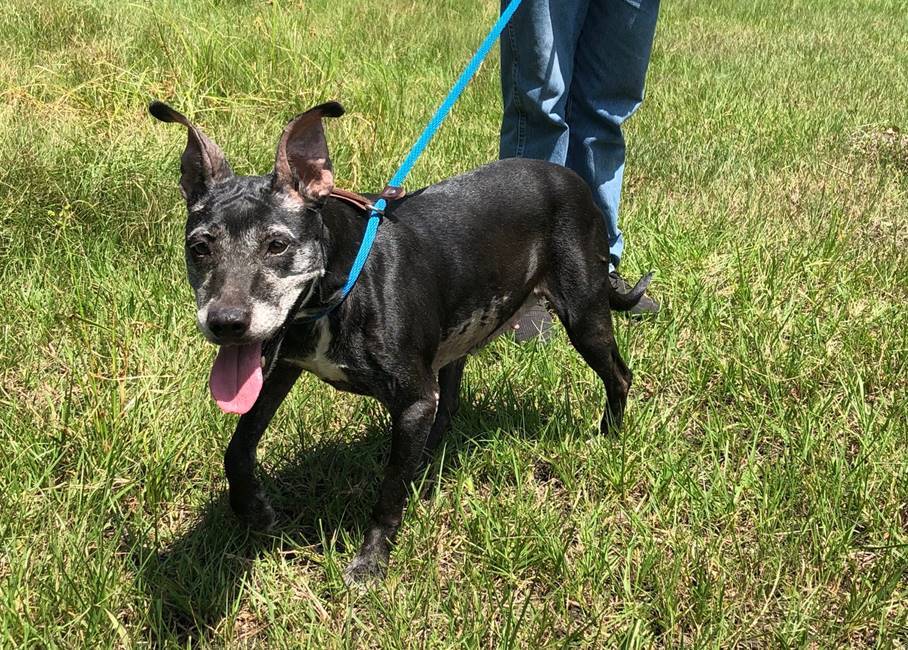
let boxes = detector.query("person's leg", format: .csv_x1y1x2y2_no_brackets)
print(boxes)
499,0,590,163
564,0,660,271
501,0,591,340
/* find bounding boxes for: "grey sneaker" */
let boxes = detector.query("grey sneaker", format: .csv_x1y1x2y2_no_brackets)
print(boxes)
610,271,660,316
513,302,555,343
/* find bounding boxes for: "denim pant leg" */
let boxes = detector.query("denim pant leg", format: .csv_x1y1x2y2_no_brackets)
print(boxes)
499,0,590,162
565,0,660,269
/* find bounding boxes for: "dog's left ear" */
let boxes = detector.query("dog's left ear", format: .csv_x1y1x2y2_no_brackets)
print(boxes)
273,101,344,202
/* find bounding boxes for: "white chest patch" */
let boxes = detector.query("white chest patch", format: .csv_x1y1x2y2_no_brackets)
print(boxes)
284,319,348,383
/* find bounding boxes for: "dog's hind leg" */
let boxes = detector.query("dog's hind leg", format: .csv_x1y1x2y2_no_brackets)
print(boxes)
423,357,466,458
550,286,632,434
224,363,301,530
343,375,440,586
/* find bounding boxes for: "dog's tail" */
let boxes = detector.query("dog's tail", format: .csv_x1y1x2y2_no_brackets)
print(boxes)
609,272,654,311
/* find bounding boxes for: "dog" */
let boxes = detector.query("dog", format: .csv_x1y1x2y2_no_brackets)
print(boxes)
149,100,651,585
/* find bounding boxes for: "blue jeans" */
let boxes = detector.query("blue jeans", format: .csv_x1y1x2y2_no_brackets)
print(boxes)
499,0,660,269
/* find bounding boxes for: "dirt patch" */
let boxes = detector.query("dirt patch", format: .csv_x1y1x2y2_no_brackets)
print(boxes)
849,125,908,171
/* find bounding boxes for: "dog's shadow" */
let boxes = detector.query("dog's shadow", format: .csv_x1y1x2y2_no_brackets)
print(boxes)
132,422,387,644
131,381,560,644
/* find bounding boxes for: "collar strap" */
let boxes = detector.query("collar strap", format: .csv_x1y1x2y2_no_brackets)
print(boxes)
329,188,377,213
294,197,384,322
328,186,406,214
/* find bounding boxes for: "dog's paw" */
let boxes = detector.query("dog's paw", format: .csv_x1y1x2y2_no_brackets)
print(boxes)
229,489,276,531
342,550,388,588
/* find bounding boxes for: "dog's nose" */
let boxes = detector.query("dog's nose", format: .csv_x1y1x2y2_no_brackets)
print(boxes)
207,306,251,339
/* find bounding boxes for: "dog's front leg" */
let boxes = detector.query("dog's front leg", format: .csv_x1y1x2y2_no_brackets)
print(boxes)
224,363,302,531
343,384,440,586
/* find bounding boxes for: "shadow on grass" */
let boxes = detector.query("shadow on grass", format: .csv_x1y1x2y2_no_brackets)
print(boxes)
130,421,388,645
130,383,559,644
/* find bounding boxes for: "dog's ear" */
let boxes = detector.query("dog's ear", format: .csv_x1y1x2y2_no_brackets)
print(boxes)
148,101,233,202
273,101,344,203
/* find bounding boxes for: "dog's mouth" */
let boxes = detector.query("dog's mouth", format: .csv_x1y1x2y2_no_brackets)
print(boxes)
209,341,264,415
207,276,320,415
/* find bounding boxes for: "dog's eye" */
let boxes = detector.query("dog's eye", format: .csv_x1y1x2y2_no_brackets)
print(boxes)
188,240,212,257
267,239,289,255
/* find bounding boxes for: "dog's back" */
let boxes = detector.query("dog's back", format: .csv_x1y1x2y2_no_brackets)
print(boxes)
356,158,613,360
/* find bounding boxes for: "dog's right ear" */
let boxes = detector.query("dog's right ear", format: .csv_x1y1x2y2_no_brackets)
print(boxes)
149,101,233,202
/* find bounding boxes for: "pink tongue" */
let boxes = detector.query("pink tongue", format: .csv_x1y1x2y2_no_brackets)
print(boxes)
209,342,264,414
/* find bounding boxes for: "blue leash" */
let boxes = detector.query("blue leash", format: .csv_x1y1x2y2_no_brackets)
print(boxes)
307,0,523,319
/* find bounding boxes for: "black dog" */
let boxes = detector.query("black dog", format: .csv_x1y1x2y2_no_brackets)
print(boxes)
150,100,650,584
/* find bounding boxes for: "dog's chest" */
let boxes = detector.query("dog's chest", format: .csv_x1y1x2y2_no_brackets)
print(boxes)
283,319,348,383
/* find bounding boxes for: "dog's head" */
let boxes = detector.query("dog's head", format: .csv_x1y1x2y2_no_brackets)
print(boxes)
150,100,344,413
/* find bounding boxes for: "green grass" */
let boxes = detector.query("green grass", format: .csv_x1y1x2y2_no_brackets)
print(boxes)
1,0,907,646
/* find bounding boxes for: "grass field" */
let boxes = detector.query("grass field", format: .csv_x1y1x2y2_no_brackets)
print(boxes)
1,0,907,646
